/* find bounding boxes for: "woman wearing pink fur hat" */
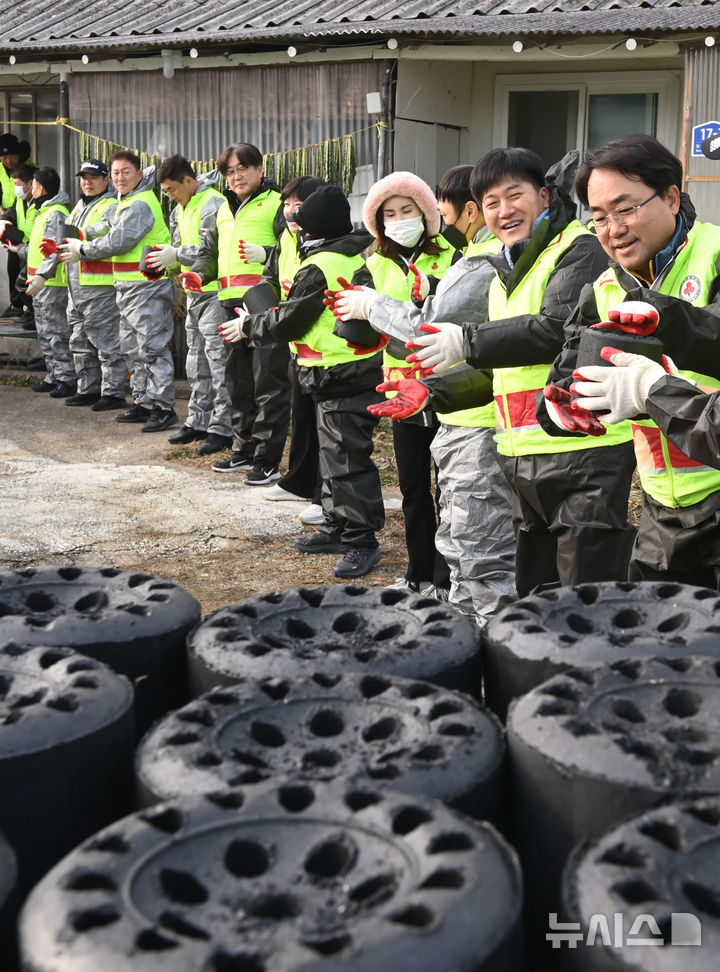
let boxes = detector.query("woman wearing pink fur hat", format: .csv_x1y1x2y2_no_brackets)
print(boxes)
351,170,461,594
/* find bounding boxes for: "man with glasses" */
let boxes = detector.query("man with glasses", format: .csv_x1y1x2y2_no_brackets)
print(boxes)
185,143,291,486
540,133,720,589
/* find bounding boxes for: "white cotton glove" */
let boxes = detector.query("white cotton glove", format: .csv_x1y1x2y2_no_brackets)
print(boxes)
218,306,249,344
333,287,378,321
26,274,46,297
58,238,83,264
405,321,465,374
238,240,267,264
145,245,178,270
572,350,679,424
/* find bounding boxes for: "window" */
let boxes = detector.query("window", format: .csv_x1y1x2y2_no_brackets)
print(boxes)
0,88,60,168
495,71,679,170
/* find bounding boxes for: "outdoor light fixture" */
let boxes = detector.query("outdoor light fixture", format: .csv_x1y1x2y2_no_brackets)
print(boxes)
287,46,297,57
625,37,638,51
387,38,398,50
705,35,716,47
512,40,524,53
189,48,199,58
81,54,90,64
9,55,16,65
161,48,181,79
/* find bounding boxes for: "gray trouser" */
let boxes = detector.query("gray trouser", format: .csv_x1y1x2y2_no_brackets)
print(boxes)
115,278,176,409
33,285,74,384
431,423,516,623
68,285,126,398
185,293,232,437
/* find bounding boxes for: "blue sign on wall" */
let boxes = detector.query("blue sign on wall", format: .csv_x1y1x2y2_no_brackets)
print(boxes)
693,120,720,156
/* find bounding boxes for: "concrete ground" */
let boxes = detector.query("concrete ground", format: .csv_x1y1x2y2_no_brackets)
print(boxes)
0,354,405,613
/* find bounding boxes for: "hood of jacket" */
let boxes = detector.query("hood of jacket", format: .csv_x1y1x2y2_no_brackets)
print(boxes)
39,190,71,209
197,169,221,191
299,228,373,261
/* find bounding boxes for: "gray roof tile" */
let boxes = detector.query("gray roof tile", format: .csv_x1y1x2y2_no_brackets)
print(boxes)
2,1,719,54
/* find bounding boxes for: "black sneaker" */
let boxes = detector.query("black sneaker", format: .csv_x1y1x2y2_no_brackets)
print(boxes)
197,433,233,456
65,392,101,406
211,453,254,473
31,379,56,393
246,463,281,486
49,381,76,399
115,403,152,423
333,546,382,578
293,532,346,554
2,305,23,318
142,406,179,433
168,425,206,445
92,395,127,412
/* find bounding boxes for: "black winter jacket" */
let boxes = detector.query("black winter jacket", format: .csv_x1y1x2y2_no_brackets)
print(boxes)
243,229,381,399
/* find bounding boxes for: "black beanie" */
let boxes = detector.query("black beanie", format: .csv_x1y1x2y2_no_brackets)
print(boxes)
295,185,352,239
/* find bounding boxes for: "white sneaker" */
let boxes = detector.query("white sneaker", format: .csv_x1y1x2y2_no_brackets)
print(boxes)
387,578,431,592
298,503,326,526
263,484,308,502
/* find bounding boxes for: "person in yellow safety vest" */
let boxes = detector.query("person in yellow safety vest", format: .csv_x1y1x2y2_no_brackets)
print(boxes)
186,142,291,486
331,163,517,626
0,132,32,319
381,148,636,598
1,161,37,326
254,175,328,525
8,167,76,395
59,150,178,433
219,184,385,580
540,134,720,590
146,154,233,456
40,158,128,411
348,171,461,597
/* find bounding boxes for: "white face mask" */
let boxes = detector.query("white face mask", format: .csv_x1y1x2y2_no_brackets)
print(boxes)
383,215,424,248
14,184,25,198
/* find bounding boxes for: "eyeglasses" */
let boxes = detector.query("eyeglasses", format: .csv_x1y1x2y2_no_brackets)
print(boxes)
225,166,249,178
591,192,659,230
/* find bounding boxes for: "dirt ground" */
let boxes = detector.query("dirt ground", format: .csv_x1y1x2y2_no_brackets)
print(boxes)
0,371,408,616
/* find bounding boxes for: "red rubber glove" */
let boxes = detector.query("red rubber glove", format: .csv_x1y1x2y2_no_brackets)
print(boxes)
39,238,58,257
323,276,356,315
348,333,390,356
178,271,203,292
598,344,677,374
542,384,606,436
592,300,659,336
237,240,267,264
408,262,429,302
368,380,429,420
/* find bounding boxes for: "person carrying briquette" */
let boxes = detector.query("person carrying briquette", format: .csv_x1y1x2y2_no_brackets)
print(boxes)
58,150,178,433
39,158,127,411
0,132,32,318
218,184,385,580
2,161,37,327
11,166,76,397
184,142,291,485
331,171,459,596
540,134,720,589
145,154,233,455
374,148,635,598
329,163,516,625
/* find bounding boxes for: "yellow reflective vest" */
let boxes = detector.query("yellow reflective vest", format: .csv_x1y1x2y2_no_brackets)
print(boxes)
216,188,280,301
28,202,69,287
593,220,720,508
68,194,116,287
112,189,170,283
176,187,225,294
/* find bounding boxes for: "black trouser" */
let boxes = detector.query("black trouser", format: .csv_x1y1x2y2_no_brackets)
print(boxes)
222,300,292,467
392,418,450,587
630,488,720,589
314,387,385,548
499,441,637,597
278,366,321,503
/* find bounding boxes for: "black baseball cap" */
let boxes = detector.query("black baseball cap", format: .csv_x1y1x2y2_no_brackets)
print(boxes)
76,158,109,177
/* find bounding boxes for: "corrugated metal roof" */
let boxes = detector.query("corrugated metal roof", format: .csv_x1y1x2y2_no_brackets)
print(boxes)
3,1,719,55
